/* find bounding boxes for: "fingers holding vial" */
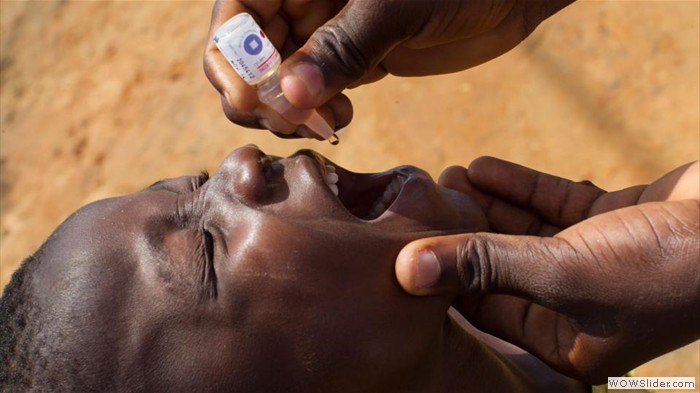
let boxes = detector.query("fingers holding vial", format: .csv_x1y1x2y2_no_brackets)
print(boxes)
212,13,342,143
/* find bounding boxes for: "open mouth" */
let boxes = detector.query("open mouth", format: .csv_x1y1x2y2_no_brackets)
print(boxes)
298,150,407,220
325,166,406,220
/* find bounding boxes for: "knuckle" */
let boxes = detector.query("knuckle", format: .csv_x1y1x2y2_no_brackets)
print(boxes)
455,236,495,294
555,177,574,223
308,24,373,86
220,97,260,129
576,179,597,187
524,171,542,208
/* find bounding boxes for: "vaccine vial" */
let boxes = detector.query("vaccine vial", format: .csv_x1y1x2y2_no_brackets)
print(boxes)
214,13,338,144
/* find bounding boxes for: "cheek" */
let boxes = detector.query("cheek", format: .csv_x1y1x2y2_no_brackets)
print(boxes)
218,224,453,370
157,229,204,290
215,223,315,313
224,224,338,289
161,229,199,263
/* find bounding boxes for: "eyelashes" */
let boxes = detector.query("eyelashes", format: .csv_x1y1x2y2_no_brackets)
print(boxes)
194,170,210,190
197,169,217,299
197,227,218,300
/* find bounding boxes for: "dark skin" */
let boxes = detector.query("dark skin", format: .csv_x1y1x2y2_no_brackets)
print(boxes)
30,146,585,392
396,158,700,384
203,0,574,136
202,0,699,384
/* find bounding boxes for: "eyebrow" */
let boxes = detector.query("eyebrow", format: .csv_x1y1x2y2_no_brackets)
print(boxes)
144,171,210,192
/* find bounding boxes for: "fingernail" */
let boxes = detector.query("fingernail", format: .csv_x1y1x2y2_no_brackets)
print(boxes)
286,62,324,99
414,249,441,289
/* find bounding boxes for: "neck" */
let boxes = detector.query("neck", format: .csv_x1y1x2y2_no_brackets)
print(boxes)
425,309,587,393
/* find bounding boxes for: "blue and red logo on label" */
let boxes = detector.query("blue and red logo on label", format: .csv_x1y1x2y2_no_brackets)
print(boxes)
214,14,281,84
243,33,263,55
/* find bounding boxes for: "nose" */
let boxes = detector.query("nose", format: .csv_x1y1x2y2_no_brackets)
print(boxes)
213,145,269,204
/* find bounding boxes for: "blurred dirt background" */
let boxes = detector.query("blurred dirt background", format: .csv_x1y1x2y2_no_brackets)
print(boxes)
1,0,698,386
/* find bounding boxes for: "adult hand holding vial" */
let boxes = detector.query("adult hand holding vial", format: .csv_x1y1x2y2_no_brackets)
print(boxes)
213,13,339,144
203,1,573,138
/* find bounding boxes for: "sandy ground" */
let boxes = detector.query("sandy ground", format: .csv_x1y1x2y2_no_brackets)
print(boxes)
1,0,698,387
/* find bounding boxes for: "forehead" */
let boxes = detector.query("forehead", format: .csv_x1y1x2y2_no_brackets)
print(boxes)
32,190,221,339
33,191,177,296
36,197,134,272
55,191,174,252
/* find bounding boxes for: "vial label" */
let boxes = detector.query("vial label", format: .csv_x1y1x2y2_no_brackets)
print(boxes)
214,13,281,85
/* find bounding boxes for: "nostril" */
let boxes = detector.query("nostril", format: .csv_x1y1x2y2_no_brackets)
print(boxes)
218,146,270,204
232,167,264,201
261,157,284,186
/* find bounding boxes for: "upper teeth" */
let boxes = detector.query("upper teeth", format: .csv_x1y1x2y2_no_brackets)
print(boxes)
324,165,339,196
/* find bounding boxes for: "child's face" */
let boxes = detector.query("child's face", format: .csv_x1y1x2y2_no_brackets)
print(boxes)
35,145,487,391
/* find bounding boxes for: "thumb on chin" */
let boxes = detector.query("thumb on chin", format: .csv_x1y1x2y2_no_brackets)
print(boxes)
395,235,477,296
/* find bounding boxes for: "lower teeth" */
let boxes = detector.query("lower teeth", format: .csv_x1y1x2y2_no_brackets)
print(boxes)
365,200,387,220
364,176,404,220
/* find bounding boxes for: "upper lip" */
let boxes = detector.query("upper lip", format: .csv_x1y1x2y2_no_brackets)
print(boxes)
291,149,409,221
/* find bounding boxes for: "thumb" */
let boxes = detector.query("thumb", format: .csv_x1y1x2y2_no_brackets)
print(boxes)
396,233,576,301
280,0,426,109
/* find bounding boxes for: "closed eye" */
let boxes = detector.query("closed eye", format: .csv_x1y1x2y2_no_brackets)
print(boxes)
199,227,218,300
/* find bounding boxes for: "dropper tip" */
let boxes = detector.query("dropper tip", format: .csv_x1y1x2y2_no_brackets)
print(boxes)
304,110,339,144
328,133,339,145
